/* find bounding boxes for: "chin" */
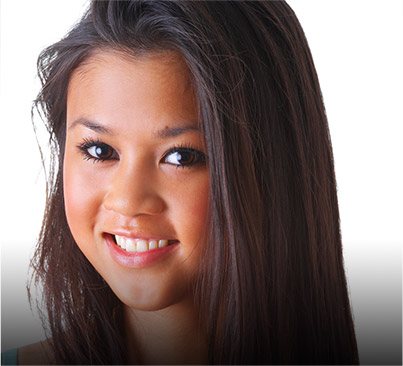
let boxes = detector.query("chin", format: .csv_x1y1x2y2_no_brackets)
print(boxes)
104,270,190,312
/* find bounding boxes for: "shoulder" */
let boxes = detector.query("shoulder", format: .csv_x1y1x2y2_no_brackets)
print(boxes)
17,339,55,365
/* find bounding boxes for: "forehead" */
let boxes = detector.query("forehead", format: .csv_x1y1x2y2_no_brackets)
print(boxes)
68,49,193,100
66,49,198,131
71,48,192,86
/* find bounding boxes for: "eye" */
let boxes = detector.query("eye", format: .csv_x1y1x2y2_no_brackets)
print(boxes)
163,147,206,168
87,144,114,160
77,139,118,162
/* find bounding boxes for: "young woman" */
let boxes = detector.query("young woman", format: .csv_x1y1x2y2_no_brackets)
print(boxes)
18,0,359,364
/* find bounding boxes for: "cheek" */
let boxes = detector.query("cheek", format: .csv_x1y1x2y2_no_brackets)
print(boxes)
172,174,210,243
63,154,104,244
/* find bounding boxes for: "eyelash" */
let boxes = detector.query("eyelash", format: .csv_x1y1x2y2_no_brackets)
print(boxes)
76,138,207,169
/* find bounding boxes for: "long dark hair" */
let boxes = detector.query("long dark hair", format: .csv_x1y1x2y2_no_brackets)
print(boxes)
31,1,359,364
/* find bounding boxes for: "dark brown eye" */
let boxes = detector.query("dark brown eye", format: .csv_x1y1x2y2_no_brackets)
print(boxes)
163,148,206,168
87,143,115,160
77,139,118,162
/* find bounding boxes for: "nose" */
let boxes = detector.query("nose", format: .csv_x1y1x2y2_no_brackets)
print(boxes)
102,159,166,217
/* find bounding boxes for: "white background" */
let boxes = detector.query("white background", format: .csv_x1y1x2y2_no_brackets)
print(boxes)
1,1,402,363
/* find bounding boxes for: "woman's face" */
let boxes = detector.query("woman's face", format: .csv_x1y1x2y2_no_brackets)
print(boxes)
64,50,209,311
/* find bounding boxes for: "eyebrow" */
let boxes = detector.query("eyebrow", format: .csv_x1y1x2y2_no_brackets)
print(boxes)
69,117,200,138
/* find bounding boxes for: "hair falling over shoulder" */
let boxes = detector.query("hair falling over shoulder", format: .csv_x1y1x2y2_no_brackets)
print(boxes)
30,1,359,364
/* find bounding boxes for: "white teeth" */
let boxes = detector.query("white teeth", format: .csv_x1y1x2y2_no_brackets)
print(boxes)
136,240,148,252
149,240,158,250
126,240,136,252
115,235,125,248
158,239,168,248
116,236,127,250
114,235,174,252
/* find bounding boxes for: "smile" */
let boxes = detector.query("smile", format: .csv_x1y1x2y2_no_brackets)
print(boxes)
104,233,180,268
113,235,178,253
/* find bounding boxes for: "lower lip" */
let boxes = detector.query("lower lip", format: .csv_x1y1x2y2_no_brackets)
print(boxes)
104,234,179,269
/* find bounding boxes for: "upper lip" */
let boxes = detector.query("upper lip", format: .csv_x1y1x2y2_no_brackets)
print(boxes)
106,229,178,241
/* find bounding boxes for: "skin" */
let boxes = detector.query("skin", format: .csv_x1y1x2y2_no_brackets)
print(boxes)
62,49,209,363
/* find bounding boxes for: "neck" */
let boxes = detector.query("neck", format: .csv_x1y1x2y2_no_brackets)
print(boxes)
124,299,208,364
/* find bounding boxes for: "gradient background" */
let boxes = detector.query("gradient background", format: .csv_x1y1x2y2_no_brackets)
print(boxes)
1,0,402,364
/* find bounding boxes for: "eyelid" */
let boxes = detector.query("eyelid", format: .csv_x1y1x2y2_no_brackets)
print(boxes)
76,138,207,167
161,144,207,168
76,138,119,162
